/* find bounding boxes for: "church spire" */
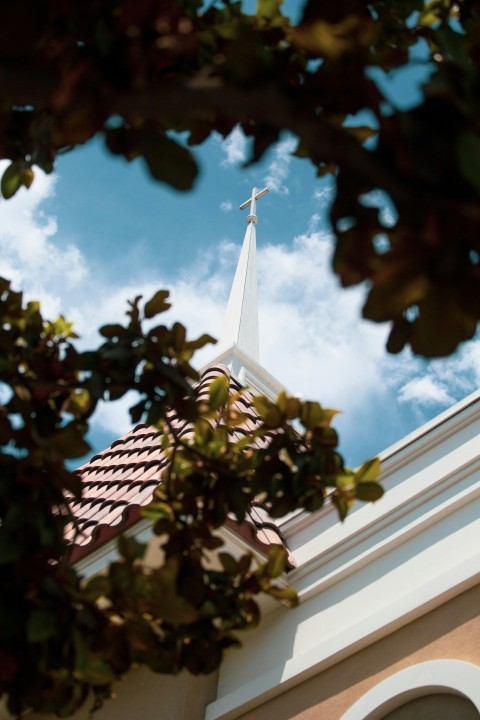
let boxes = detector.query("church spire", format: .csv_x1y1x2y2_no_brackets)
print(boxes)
218,187,269,360
205,185,286,400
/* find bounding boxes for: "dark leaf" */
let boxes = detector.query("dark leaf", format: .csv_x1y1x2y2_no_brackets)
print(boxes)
144,290,171,319
137,131,198,191
355,481,384,502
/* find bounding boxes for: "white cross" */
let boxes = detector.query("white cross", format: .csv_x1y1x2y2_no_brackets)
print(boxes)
239,186,269,224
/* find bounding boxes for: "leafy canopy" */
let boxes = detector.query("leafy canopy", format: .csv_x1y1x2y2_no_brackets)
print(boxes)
0,0,479,715
0,0,479,355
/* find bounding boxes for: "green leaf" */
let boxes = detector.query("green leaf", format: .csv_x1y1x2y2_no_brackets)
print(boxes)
137,131,198,191
332,493,350,522
412,287,477,357
202,535,224,550
219,552,238,575
457,130,480,194
253,395,283,427
209,374,230,410
27,610,57,642
171,322,186,351
49,424,90,459
276,391,301,419
1,162,23,199
194,417,213,445
74,659,116,685
355,481,384,502
300,401,337,429
187,333,216,351
150,581,199,625
256,0,288,27
99,324,126,339
418,0,451,26
67,389,92,418
267,586,298,606
363,274,429,322
265,545,288,578
142,502,174,522
356,457,381,483
238,554,252,577
117,535,146,563
144,290,171,319
83,575,111,602
22,168,34,188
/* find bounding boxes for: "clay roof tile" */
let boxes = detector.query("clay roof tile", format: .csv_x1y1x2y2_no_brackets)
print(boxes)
69,365,294,566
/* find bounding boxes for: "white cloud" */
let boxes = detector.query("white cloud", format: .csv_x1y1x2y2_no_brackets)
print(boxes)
220,200,233,212
220,127,248,166
398,377,454,406
312,185,334,206
0,163,88,319
262,137,297,195
307,213,321,233
257,231,389,412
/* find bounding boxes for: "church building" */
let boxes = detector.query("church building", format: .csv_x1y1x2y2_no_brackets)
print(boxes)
67,188,480,720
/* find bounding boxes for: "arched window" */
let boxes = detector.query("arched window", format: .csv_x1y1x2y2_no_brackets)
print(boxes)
340,660,480,720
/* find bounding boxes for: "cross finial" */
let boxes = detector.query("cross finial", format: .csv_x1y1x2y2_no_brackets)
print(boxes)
239,186,269,224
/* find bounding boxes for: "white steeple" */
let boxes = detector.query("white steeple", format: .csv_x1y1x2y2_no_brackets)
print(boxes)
205,186,287,400
218,187,268,359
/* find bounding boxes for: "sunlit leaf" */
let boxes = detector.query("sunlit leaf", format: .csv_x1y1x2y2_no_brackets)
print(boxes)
267,586,298,606
264,545,288,578
1,162,23,199
209,374,230,410
355,457,381,483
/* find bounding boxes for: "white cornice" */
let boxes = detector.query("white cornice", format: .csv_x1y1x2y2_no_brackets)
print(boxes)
379,387,480,466
278,388,480,542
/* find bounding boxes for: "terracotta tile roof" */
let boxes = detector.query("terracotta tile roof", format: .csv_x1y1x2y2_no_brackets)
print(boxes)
69,365,294,566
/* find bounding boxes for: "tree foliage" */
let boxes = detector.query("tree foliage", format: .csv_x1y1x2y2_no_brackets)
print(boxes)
0,0,478,715
0,0,479,355
0,279,381,716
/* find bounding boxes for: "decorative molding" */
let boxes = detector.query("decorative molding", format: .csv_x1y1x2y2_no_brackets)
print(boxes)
378,388,480,470
202,344,287,401
340,660,480,719
291,461,480,600
206,561,480,720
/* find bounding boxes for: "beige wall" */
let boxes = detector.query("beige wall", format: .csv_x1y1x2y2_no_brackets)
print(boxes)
237,584,480,720
32,668,218,720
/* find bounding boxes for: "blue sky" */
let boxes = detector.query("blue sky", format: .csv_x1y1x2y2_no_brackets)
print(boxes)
0,6,478,468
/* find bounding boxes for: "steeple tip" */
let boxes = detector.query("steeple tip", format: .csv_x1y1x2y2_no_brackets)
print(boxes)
239,187,269,225
216,186,269,361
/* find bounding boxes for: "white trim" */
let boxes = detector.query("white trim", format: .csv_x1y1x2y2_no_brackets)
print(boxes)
202,344,287,400
378,388,480,467
292,466,480,600
279,389,480,541
205,566,480,720
340,660,480,719
75,519,153,577
76,517,271,580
